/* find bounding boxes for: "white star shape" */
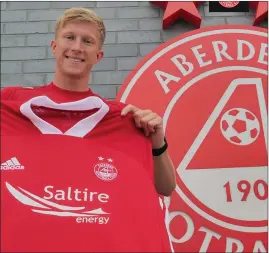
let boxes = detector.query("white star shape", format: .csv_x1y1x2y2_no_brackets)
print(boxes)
107,158,113,163
98,156,104,161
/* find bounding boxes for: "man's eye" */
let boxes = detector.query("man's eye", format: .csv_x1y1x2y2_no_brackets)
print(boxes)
84,40,92,44
66,35,73,40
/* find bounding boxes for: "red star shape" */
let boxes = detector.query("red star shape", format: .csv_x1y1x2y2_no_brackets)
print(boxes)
151,1,203,29
249,1,268,25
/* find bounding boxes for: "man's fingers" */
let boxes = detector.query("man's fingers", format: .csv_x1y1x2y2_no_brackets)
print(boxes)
121,106,163,137
148,118,162,132
143,126,150,137
133,111,153,128
140,116,150,137
133,115,142,128
121,104,139,116
140,113,157,132
134,110,152,118
138,113,162,136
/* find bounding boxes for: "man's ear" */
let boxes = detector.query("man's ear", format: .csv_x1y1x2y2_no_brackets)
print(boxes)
51,40,56,56
96,50,104,64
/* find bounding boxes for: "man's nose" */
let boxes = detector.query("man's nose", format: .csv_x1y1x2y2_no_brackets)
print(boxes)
71,38,83,51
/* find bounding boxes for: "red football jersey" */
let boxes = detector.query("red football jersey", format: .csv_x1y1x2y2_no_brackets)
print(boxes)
1,83,171,252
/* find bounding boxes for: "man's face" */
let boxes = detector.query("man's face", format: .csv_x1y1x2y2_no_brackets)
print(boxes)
51,21,104,78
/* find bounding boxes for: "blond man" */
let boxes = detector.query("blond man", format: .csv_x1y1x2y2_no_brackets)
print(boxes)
1,8,174,252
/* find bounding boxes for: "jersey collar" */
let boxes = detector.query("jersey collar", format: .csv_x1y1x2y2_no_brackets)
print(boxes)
20,96,109,137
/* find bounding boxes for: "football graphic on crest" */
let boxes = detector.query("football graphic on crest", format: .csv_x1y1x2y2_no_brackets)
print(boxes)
220,108,260,145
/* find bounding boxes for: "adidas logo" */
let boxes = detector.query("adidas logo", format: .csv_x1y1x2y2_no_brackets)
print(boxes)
1,157,24,170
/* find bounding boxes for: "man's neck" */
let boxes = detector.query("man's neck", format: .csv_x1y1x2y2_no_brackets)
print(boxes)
53,72,90,92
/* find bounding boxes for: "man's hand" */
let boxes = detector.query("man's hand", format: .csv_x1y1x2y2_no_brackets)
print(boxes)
121,104,176,196
121,104,165,149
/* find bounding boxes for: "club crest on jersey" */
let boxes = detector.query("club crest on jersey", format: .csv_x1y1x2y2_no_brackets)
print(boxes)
94,157,118,181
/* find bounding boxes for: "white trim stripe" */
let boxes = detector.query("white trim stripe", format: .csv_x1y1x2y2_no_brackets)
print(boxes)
20,96,110,138
1,157,21,166
6,160,14,166
11,157,20,166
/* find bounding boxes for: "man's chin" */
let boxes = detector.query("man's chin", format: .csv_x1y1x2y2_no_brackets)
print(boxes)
64,70,85,78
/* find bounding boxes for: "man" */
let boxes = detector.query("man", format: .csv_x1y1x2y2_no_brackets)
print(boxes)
1,8,175,252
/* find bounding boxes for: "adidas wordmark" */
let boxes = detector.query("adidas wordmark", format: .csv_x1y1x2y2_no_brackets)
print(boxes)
1,157,24,170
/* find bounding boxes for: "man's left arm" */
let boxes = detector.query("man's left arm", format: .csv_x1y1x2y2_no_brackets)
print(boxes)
121,105,176,196
152,141,176,196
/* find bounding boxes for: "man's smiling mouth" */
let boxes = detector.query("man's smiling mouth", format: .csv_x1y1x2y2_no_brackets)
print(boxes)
65,56,85,62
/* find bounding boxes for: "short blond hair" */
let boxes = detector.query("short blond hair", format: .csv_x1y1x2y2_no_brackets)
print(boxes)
55,8,106,46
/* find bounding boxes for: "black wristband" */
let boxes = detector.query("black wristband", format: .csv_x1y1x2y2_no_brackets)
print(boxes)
152,137,168,156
